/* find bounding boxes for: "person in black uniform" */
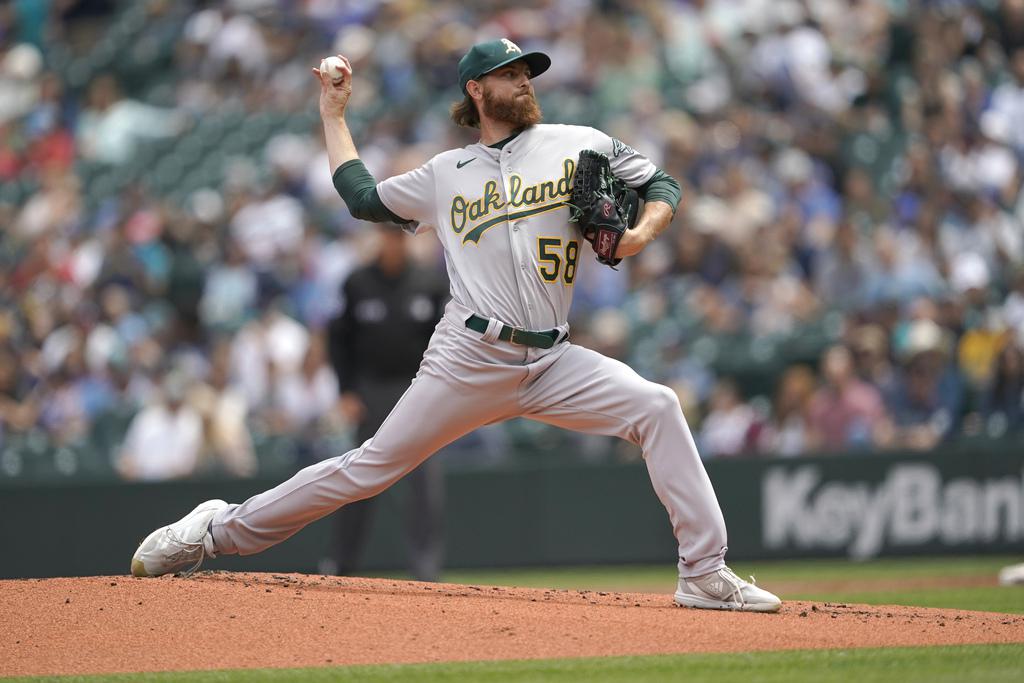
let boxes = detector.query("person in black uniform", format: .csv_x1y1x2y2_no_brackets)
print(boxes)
326,224,448,581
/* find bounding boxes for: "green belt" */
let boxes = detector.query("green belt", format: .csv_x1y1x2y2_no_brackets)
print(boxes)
465,314,561,349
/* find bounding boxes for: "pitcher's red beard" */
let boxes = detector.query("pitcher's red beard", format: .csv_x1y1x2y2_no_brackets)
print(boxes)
482,86,543,128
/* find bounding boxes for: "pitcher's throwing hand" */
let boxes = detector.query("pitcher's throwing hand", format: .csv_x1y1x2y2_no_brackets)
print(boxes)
312,54,352,117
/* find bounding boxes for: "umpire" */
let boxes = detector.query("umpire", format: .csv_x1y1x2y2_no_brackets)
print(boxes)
326,224,449,581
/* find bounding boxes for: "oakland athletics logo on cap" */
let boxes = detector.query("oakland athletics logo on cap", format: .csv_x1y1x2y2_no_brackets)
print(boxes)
457,39,552,94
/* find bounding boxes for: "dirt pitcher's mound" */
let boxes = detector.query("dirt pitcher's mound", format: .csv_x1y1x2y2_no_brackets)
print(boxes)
2,572,1023,677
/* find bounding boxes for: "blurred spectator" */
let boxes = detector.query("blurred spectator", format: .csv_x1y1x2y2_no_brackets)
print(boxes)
984,48,1024,155
806,345,887,452
849,324,897,396
199,237,259,333
77,75,183,164
229,180,305,269
195,6,270,82
0,344,39,441
862,228,945,305
885,320,964,451
7,0,1024,476
89,354,142,459
230,301,309,410
698,378,756,458
0,43,42,124
753,365,816,457
116,370,202,481
270,334,339,463
842,167,888,232
22,72,75,176
1003,267,1024,331
13,166,81,238
188,340,257,477
813,219,872,309
980,339,1024,436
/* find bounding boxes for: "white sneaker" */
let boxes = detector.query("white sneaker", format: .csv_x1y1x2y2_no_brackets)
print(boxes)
131,499,228,577
674,566,782,613
998,562,1024,586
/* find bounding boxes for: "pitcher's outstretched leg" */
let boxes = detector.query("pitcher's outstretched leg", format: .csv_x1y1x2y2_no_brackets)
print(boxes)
131,340,517,576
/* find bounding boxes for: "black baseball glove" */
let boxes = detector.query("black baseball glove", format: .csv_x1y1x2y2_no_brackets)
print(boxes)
568,149,640,268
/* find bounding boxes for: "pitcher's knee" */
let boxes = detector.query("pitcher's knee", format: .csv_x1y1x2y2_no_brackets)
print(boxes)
648,383,682,418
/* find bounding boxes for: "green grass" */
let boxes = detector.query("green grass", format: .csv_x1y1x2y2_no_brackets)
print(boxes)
734,557,1024,614
7,645,1024,682
727,556,1018,582
443,556,1016,588
782,587,1022,613
441,556,1024,614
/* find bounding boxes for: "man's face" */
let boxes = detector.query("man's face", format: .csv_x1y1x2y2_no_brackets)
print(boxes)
823,346,853,387
477,61,542,127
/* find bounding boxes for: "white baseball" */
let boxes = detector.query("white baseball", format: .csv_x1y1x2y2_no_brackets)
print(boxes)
320,56,347,87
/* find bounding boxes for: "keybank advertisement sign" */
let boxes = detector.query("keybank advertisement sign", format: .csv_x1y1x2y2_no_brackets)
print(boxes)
761,457,1024,558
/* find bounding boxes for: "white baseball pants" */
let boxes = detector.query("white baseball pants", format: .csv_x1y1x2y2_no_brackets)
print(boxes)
210,301,728,578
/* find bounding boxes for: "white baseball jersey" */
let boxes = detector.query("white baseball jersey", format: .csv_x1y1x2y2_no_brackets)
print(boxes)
376,124,658,331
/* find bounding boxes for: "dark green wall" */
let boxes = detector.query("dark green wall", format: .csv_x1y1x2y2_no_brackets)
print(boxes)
2,445,1022,579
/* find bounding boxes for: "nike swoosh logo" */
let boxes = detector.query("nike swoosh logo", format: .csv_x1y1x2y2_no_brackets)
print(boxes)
457,158,476,168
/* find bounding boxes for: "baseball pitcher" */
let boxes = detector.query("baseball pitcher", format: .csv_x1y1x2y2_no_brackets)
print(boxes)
131,39,781,612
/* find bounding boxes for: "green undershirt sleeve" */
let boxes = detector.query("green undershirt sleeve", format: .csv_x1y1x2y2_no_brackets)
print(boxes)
636,170,682,215
332,159,411,224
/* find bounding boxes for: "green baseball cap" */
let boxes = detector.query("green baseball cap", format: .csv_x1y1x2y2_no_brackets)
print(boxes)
458,38,551,94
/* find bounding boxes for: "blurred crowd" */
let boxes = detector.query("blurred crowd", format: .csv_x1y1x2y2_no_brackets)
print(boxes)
3,0,1024,480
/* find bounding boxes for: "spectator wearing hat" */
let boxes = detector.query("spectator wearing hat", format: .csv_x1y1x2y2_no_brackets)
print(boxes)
849,324,897,397
885,319,964,451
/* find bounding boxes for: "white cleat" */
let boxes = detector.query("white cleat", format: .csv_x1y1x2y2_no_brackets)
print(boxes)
998,562,1024,586
131,499,228,578
674,566,782,613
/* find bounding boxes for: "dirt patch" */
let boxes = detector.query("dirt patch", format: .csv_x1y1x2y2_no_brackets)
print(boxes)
2,572,1023,677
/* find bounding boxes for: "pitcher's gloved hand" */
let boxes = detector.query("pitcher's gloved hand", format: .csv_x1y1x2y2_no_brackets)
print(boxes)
568,149,640,268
